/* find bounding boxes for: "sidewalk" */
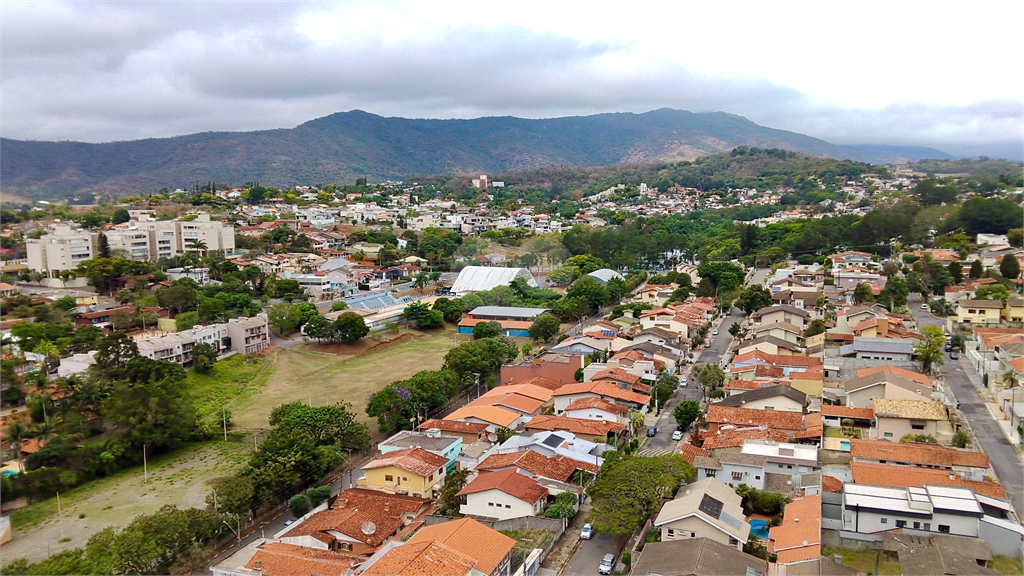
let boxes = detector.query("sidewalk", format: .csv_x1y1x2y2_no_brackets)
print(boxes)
955,357,1024,455
541,497,592,573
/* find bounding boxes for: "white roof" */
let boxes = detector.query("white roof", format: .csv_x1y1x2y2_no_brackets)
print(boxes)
587,269,624,283
450,266,537,295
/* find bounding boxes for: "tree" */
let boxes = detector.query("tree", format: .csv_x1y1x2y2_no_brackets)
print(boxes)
95,331,139,378
566,276,609,312
948,261,963,284
157,283,200,314
878,275,909,310
695,364,725,401
403,301,444,329
6,420,29,474
437,468,470,516
735,285,772,315
331,300,347,311
1000,254,1020,280
853,283,873,304
289,494,312,518
53,296,77,311
495,427,518,444
472,321,502,340
528,313,561,342
975,284,1010,301
673,400,701,430
432,298,463,323
103,369,196,450
546,266,580,285
544,491,578,519
564,254,607,275
728,322,742,337
304,314,332,341
269,401,370,449
1008,228,1023,248
969,259,984,279
206,476,255,515
33,338,59,372
952,430,971,448
191,342,217,374
915,325,945,373
331,312,370,343
97,232,110,258
805,319,828,337
587,455,694,536
267,303,301,335
111,208,131,224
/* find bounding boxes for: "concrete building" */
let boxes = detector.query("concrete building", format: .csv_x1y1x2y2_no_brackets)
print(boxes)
26,225,97,280
226,314,270,355
653,478,751,550
870,398,950,441
108,213,234,261
457,468,548,520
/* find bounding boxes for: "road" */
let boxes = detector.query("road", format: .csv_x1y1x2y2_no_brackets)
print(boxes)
562,532,628,576
907,293,1024,516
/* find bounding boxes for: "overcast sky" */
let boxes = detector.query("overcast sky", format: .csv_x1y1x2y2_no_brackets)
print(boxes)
3,1,1022,158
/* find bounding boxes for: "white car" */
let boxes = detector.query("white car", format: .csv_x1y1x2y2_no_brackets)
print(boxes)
921,303,929,310
679,378,688,387
580,523,593,540
712,329,719,336
671,430,683,441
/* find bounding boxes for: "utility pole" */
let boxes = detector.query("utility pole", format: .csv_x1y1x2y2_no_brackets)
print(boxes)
223,408,228,442
57,491,65,540
143,444,148,483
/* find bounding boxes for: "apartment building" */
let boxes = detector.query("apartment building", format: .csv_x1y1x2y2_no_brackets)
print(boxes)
226,315,270,355
25,225,98,279
107,213,234,261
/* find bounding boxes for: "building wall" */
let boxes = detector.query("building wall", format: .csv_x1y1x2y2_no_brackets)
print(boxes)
842,506,977,537
791,376,823,398
722,395,803,412
461,490,542,521
363,465,441,498
847,383,929,409
660,516,742,549
957,307,1002,325
871,417,938,441
718,462,766,489
564,407,625,423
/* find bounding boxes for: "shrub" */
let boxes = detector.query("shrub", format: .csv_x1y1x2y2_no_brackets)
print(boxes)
289,494,312,518
620,551,631,567
952,430,971,448
306,485,332,507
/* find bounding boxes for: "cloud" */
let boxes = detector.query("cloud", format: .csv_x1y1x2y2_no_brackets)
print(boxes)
1,1,1020,159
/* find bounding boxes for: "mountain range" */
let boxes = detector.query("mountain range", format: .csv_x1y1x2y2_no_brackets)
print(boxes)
0,109,954,201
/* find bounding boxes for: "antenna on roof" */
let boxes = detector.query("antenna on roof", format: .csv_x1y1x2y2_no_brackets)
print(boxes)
361,521,376,535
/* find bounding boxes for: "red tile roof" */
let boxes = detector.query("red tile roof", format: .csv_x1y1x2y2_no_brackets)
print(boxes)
418,419,488,435
700,428,791,450
590,367,641,385
509,376,564,391
705,405,804,431
361,540,476,576
281,489,430,547
364,447,449,477
857,365,931,388
769,495,821,565
849,439,990,469
821,475,843,493
246,542,364,576
458,468,548,504
850,462,1006,499
403,518,516,575
446,404,521,427
821,405,875,419
524,414,626,436
563,396,629,416
552,381,651,406
476,449,598,481
678,443,712,464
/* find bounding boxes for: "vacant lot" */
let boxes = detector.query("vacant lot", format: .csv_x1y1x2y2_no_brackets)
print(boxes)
821,545,900,576
232,327,460,434
4,440,249,563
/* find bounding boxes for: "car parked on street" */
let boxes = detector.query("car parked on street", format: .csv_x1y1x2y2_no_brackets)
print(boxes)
950,350,960,360
680,378,688,387
672,430,683,441
599,554,616,575
647,426,657,437
580,523,593,540
712,329,719,336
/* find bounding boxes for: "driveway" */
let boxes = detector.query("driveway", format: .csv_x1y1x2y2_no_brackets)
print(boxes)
562,531,628,576
908,293,1024,516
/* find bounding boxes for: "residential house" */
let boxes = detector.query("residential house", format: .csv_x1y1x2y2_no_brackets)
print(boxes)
848,439,990,480
694,452,768,489
830,251,874,270
747,322,805,347
839,337,915,362
500,353,583,387
522,414,626,441
361,517,516,576
277,488,431,555
361,447,448,498
492,430,603,463
820,405,875,428
769,495,822,566
563,396,631,424
704,405,804,435
446,404,523,432
850,462,1006,500
379,431,462,474
957,300,1004,326
629,538,767,576
1002,298,1024,323
213,540,365,576
740,440,820,491
712,385,807,413
870,398,951,441
551,381,651,414
888,533,998,576
841,484,1024,556
750,305,812,330
653,478,751,550
416,419,488,446
457,468,548,520
857,365,932,388
843,371,933,409
476,449,599,483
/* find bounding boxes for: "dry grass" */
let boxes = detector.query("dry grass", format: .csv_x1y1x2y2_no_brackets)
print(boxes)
821,546,901,575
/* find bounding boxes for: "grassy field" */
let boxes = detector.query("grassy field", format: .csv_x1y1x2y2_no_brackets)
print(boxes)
991,555,1024,575
186,353,274,421
231,327,460,433
821,546,900,575
4,440,250,563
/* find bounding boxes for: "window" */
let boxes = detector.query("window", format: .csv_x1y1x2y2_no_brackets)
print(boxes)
488,502,494,506
690,532,697,538
385,475,394,482
938,525,950,533
339,542,351,551
923,523,930,531
439,468,444,475
429,474,434,481
667,529,675,537
755,475,761,480
402,477,408,481
786,465,793,469
880,518,887,524
505,504,511,508
884,432,893,438
896,520,906,528
913,521,920,529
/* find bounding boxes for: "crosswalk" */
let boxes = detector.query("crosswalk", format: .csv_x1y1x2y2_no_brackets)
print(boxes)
636,447,676,458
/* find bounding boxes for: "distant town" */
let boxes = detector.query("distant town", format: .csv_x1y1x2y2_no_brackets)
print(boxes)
1,155,1023,576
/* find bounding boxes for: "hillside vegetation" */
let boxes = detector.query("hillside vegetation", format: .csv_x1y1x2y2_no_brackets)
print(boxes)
0,108,945,201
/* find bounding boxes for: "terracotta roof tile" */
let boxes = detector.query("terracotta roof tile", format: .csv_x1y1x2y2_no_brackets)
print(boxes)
563,396,629,415
705,405,804,431
700,428,790,450
524,414,626,436
403,518,515,575
418,419,488,435
678,443,712,464
362,540,477,576
467,391,545,415
476,449,599,480
364,447,449,478
768,494,821,565
458,468,548,504
486,383,553,402
849,439,989,469
446,404,521,427
857,365,931,387
821,405,875,419
246,542,364,576
511,376,564,391
821,475,843,493
552,381,651,406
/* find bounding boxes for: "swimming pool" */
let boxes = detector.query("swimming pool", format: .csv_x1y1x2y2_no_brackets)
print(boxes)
749,518,770,539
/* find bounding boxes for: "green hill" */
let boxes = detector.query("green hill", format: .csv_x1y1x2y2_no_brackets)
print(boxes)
0,108,945,201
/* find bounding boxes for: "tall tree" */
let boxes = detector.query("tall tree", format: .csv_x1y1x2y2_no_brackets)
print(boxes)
915,326,945,373
969,259,984,279
947,261,963,284
1000,254,1020,280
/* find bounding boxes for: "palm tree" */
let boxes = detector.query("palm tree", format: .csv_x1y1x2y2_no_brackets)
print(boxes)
32,339,59,373
414,272,429,292
186,238,209,259
27,371,50,421
6,420,29,473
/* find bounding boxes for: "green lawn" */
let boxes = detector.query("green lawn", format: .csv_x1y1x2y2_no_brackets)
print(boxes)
185,353,274,421
821,546,901,576
991,555,1024,576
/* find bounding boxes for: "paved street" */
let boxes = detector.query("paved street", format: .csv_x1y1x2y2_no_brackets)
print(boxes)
908,293,1024,516
562,531,628,576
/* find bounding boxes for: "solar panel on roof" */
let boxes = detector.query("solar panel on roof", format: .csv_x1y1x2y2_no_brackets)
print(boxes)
699,494,724,519
720,512,743,530
542,435,564,448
